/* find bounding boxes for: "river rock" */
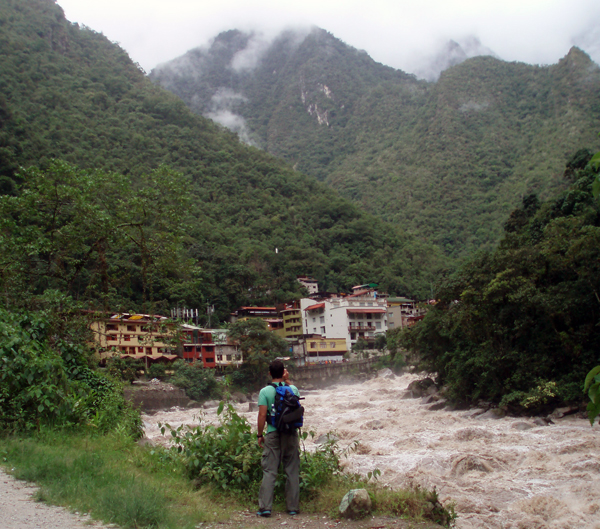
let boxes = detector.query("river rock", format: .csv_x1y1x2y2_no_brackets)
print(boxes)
512,422,534,431
406,378,436,398
248,402,258,412
533,417,553,426
476,408,506,420
231,391,247,403
186,400,202,409
429,400,447,411
364,419,384,430
377,368,394,379
339,489,372,519
202,400,220,409
315,433,339,445
461,408,486,419
550,406,579,419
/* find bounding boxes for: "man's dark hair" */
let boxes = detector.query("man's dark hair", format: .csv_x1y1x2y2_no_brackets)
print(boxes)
269,359,284,379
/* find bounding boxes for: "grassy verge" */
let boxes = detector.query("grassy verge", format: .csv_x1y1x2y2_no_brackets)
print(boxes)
0,430,455,528
0,431,242,529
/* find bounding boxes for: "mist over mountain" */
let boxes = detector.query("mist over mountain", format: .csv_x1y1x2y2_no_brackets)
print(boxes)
151,28,600,256
414,36,499,82
0,0,446,313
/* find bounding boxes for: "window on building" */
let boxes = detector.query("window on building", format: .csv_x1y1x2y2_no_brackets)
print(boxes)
389,322,395,328
319,342,327,349
313,327,317,333
376,322,381,329
350,333,356,340
226,355,232,361
330,342,336,348
126,325,136,332
312,317,316,322
205,357,214,363
106,324,118,331
138,347,144,353
319,316,325,323
320,326,326,334
366,313,372,319
217,355,222,361
123,335,130,341
146,347,152,353
310,342,317,348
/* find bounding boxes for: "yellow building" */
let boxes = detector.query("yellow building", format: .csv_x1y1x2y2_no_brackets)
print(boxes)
90,313,178,362
306,336,347,363
281,308,303,338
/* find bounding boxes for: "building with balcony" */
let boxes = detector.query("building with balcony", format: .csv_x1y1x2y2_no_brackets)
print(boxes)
90,313,178,364
303,289,387,350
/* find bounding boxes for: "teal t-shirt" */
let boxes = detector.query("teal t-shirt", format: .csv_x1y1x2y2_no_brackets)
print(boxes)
258,382,300,434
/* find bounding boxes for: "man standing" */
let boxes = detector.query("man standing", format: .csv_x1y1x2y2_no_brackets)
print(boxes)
256,359,300,517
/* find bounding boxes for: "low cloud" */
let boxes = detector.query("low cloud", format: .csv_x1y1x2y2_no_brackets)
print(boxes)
204,88,256,145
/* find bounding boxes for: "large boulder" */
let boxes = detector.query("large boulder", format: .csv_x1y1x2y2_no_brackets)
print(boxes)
377,368,395,379
202,400,220,409
339,489,372,519
406,378,436,398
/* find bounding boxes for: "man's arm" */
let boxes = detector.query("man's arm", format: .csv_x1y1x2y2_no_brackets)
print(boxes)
257,405,268,447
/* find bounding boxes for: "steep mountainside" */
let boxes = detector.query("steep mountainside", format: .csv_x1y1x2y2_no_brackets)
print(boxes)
0,0,444,319
151,30,600,256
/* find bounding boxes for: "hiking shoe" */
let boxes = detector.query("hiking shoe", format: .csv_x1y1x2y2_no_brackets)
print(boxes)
256,509,271,517
287,511,299,516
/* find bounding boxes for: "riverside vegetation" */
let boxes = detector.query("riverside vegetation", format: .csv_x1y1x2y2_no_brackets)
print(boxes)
0,305,456,528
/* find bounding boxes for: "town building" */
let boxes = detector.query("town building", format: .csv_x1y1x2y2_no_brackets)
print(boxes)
297,276,319,294
386,297,425,329
303,288,388,350
90,313,178,364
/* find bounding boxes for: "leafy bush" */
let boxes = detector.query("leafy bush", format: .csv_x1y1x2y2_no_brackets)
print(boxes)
170,360,219,401
148,363,168,380
165,403,261,491
0,308,141,436
165,404,347,501
106,356,142,383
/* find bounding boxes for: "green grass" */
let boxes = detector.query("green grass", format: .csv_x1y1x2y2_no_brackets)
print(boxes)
0,431,239,529
0,430,456,528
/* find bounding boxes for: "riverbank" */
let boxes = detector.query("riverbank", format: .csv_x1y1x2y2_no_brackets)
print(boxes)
142,371,600,529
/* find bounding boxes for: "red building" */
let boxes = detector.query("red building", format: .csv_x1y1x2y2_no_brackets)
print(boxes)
181,325,216,368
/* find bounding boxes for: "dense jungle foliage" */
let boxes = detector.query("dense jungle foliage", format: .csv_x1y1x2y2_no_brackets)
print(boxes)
400,149,600,408
152,28,600,256
0,0,445,322
0,304,141,434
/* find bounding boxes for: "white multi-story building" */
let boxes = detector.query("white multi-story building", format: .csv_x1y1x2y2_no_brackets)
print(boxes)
302,290,387,350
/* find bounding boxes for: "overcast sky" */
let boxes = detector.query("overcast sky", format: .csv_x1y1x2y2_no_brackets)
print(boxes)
56,0,600,76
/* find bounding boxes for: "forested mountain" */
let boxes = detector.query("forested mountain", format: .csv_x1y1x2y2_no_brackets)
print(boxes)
151,29,600,256
0,0,444,322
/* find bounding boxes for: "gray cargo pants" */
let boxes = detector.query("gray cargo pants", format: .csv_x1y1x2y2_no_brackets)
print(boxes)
258,430,300,512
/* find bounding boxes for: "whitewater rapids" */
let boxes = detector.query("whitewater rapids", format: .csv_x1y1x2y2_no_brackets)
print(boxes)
142,373,600,529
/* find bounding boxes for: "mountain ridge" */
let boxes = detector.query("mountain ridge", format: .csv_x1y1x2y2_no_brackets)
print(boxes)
150,30,600,256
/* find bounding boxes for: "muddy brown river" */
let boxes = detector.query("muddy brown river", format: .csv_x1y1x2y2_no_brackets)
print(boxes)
142,373,600,529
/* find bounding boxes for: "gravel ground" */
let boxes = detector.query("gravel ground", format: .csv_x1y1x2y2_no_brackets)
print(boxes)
0,468,111,529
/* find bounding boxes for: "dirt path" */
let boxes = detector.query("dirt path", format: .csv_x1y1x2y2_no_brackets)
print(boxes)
0,467,441,529
0,468,111,529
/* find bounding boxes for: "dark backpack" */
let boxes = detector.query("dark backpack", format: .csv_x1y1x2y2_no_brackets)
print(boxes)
268,382,304,433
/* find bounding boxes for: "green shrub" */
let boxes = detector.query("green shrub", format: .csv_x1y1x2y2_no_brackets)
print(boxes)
106,356,143,383
148,363,168,380
165,404,350,503
0,308,141,437
170,360,219,401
